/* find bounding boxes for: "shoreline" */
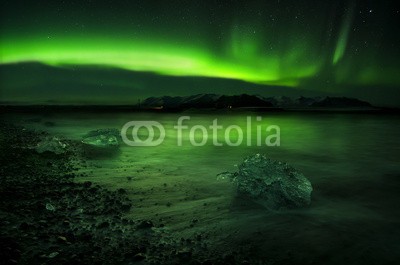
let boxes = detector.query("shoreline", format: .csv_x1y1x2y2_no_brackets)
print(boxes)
1,104,399,115
0,122,244,264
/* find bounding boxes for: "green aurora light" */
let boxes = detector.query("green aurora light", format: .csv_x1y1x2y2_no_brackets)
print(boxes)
1,33,324,87
333,2,355,65
0,0,399,100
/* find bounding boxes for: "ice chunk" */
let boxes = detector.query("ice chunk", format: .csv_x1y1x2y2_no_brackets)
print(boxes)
35,136,67,155
234,154,312,210
82,135,119,148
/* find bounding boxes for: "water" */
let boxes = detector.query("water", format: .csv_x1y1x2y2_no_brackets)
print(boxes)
4,111,400,264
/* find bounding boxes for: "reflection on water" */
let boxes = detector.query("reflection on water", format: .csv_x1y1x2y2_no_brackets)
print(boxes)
5,111,400,264
18,111,400,178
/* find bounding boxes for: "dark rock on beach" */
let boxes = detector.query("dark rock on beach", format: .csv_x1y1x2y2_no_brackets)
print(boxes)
0,122,253,264
0,123,145,264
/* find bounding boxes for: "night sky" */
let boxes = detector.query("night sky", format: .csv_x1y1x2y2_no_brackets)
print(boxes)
0,0,399,106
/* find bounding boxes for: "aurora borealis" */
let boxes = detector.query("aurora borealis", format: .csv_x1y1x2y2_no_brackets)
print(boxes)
0,0,399,105
0,35,320,87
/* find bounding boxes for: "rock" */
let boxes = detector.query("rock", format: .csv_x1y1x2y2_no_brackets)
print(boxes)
35,136,67,154
133,253,146,261
117,188,126,194
137,220,154,229
97,221,109,229
45,203,56,211
216,171,233,181
57,236,67,242
177,248,192,259
83,181,92,188
48,252,59,258
232,154,312,210
19,222,30,230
